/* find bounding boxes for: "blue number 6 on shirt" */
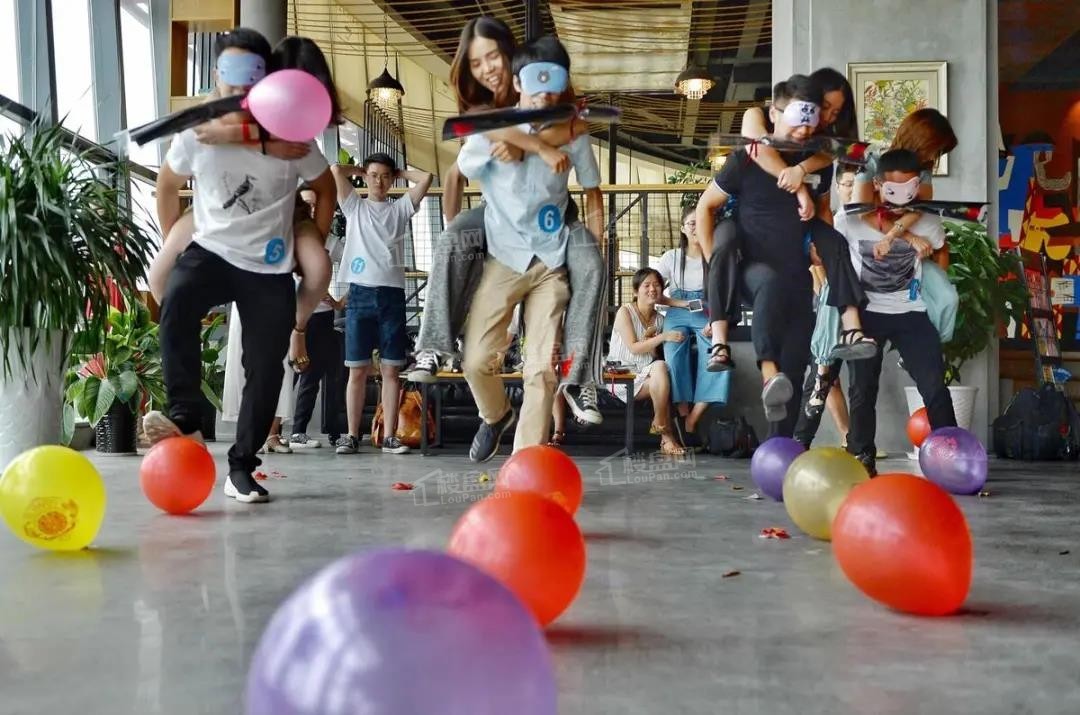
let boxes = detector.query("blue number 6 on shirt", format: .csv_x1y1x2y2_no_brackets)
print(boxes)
538,204,562,233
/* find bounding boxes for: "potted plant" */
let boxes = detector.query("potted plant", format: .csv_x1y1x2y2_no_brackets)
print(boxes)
63,296,166,454
0,119,155,468
904,221,1028,429
199,312,227,441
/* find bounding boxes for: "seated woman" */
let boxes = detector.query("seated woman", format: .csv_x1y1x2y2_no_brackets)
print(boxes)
702,67,874,372
607,268,687,456
655,205,731,442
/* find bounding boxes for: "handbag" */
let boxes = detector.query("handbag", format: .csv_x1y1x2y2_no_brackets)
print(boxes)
371,384,436,449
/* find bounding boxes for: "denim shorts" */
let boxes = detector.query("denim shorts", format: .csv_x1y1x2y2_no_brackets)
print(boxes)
344,284,407,367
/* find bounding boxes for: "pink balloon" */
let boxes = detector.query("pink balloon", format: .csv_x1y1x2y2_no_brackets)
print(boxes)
246,69,331,142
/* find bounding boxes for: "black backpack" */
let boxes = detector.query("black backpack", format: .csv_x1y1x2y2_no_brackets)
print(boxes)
992,384,1080,461
706,416,760,458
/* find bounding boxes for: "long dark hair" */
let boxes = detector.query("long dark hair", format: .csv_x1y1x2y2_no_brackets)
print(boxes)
449,17,518,113
272,36,343,125
632,267,664,294
810,67,857,140
676,204,707,291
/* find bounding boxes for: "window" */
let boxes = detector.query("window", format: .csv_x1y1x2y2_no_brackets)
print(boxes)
51,0,96,140
0,0,18,102
121,0,158,167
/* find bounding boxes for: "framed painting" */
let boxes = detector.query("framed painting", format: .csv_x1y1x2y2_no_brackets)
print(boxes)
847,61,949,175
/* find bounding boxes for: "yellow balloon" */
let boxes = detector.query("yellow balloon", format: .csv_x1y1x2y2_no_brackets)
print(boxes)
782,447,869,540
0,446,107,551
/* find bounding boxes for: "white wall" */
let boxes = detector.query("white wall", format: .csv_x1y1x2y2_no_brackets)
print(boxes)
772,0,999,451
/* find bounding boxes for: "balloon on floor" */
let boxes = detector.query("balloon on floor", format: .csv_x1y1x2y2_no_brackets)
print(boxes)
918,427,988,495
495,444,583,514
140,437,216,515
751,437,805,501
448,491,586,626
0,446,106,551
245,549,556,715
906,407,931,447
832,474,972,616
782,447,869,540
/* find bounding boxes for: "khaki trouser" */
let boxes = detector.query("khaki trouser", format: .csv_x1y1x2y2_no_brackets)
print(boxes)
463,257,570,451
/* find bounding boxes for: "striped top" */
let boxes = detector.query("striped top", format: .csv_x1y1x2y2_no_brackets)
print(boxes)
607,302,663,373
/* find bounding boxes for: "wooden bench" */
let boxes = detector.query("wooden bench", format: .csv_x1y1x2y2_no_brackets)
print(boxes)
418,371,638,455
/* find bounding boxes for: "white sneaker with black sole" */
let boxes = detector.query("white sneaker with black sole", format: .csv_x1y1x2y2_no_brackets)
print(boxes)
382,436,411,454
562,383,603,425
224,471,270,503
406,351,440,383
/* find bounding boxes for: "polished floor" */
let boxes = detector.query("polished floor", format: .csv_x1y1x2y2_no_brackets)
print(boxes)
1,438,1078,715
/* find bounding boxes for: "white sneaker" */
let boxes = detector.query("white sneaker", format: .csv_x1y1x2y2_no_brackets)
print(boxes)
223,471,270,503
406,351,440,383
143,410,204,446
289,433,321,449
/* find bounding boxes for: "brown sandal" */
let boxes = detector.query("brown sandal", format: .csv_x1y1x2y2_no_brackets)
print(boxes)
548,431,566,448
659,433,686,456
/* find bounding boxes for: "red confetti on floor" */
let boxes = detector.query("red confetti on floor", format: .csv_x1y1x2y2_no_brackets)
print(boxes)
713,475,729,481
391,482,414,491
254,471,269,481
759,527,791,540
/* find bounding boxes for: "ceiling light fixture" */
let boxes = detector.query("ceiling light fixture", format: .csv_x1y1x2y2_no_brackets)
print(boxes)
368,15,404,105
675,66,714,100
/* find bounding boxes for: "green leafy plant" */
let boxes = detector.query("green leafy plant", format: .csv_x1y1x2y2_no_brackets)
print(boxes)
943,221,1029,386
62,295,165,443
0,117,155,379
666,160,710,209
200,312,226,411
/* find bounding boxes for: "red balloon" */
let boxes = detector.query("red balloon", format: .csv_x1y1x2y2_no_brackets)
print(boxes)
448,491,585,626
139,437,216,514
495,445,583,514
906,407,932,447
832,474,972,616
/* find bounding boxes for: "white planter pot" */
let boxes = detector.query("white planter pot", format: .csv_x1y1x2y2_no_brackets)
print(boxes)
904,385,979,431
0,330,67,471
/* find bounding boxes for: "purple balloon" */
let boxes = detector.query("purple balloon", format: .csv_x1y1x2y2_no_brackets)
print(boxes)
245,549,556,715
751,437,806,501
919,426,988,495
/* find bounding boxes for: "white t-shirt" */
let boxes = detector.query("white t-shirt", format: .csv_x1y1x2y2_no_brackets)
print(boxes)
836,210,946,314
165,129,328,274
338,193,416,289
655,248,706,293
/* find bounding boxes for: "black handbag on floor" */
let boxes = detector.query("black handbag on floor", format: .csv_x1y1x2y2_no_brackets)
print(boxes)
992,384,1080,461
705,416,759,458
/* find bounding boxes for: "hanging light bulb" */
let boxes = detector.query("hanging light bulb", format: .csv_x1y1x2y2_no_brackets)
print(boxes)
368,15,404,107
675,66,714,101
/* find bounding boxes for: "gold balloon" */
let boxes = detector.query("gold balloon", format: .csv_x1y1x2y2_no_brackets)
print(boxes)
782,447,869,540
0,446,107,551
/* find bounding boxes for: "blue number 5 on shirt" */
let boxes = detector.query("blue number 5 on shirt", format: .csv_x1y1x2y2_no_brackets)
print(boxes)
265,238,285,265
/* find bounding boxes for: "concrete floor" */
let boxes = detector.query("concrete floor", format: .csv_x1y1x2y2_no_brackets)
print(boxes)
1,439,1078,715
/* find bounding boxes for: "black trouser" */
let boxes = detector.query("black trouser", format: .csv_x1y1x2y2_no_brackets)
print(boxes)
160,244,296,473
291,310,344,439
707,220,742,324
846,310,956,458
740,261,815,438
707,217,865,323
792,359,843,448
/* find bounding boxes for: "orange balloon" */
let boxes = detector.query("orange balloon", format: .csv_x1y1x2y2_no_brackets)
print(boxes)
139,438,217,514
495,445,583,514
906,407,931,447
832,473,972,616
448,491,585,626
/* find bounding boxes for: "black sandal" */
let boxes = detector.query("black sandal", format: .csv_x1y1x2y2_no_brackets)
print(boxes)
804,370,834,419
829,329,878,361
707,343,735,372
